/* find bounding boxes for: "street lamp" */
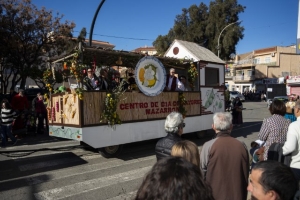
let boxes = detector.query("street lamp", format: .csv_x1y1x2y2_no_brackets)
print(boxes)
89,0,106,46
217,20,242,58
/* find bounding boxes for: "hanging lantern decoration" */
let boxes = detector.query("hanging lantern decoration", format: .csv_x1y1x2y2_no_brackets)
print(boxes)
63,62,68,70
116,57,123,66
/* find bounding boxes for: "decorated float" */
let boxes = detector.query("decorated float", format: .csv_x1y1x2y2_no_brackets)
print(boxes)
46,43,225,157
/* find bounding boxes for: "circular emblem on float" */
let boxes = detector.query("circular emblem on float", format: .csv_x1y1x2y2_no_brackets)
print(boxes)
135,56,166,96
173,47,179,55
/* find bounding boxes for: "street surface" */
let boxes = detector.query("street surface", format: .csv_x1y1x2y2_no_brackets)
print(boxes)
0,101,270,200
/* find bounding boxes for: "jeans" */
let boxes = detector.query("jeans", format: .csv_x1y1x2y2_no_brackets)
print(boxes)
1,125,16,147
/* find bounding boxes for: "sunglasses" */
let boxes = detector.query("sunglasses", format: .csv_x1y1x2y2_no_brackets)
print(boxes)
182,123,185,128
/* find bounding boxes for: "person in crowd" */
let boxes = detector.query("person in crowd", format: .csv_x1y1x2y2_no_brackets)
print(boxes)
261,92,266,102
111,73,121,90
30,92,41,134
83,68,101,90
171,140,200,167
11,89,29,112
200,112,249,200
165,68,183,91
285,96,296,122
282,100,300,180
98,68,109,91
36,95,47,134
224,86,231,111
31,93,41,113
179,75,190,91
249,140,265,171
155,112,184,160
11,89,29,134
127,72,136,87
1,101,18,147
232,97,243,126
247,160,298,200
258,99,290,160
135,157,214,200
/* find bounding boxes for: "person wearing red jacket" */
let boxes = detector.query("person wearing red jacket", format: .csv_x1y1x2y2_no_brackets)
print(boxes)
11,89,29,111
11,89,29,134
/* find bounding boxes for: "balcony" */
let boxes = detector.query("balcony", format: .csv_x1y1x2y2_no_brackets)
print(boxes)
225,71,233,79
233,75,255,82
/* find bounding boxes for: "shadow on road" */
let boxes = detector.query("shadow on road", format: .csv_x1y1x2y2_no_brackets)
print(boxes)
231,121,262,138
0,152,88,192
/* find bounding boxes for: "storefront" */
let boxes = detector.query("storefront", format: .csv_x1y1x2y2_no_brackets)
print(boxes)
231,84,252,93
286,76,300,96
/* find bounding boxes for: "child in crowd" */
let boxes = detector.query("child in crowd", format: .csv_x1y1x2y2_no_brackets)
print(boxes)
1,101,18,147
249,140,265,171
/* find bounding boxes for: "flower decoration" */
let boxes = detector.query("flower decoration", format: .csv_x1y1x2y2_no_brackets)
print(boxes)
75,88,84,100
43,69,54,93
178,92,187,118
69,52,85,83
100,80,127,129
187,63,198,91
138,64,157,88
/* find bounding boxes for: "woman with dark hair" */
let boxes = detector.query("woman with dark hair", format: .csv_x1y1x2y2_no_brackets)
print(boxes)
1,101,18,147
258,99,290,160
135,157,214,200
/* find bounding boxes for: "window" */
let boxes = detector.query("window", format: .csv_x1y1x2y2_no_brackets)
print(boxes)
205,67,219,86
247,70,252,76
254,58,260,64
265,56,271,63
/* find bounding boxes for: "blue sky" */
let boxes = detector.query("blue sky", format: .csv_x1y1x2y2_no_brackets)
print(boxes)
31,0,299,54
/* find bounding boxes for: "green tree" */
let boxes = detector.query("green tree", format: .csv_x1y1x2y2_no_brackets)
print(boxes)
0,0,76,93
206,0,244,59
153,0,245,60
152,34,173,56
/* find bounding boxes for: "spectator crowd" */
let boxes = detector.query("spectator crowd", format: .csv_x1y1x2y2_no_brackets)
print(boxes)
0,89,48,148
2,73,300,199
135,109,300,200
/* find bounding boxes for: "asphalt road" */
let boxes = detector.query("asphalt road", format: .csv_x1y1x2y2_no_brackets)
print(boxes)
0,101,270,200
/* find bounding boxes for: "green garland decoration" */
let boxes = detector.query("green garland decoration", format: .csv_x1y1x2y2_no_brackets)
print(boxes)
100,80,127,129
178,92,187,118
187,63,198,91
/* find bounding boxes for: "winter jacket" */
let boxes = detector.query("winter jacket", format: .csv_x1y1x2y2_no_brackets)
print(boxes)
155,132,182,160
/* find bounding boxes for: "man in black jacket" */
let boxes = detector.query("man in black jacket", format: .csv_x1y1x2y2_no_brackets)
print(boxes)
155,112,184,160
83,68,101,90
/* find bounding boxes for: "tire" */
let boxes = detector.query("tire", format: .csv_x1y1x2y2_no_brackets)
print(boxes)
98,145,123,158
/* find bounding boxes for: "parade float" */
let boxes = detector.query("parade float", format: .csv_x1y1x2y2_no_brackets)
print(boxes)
46,43,225,157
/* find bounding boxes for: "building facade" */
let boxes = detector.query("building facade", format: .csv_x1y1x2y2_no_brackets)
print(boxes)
132,46,157,55
226,45,298,95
